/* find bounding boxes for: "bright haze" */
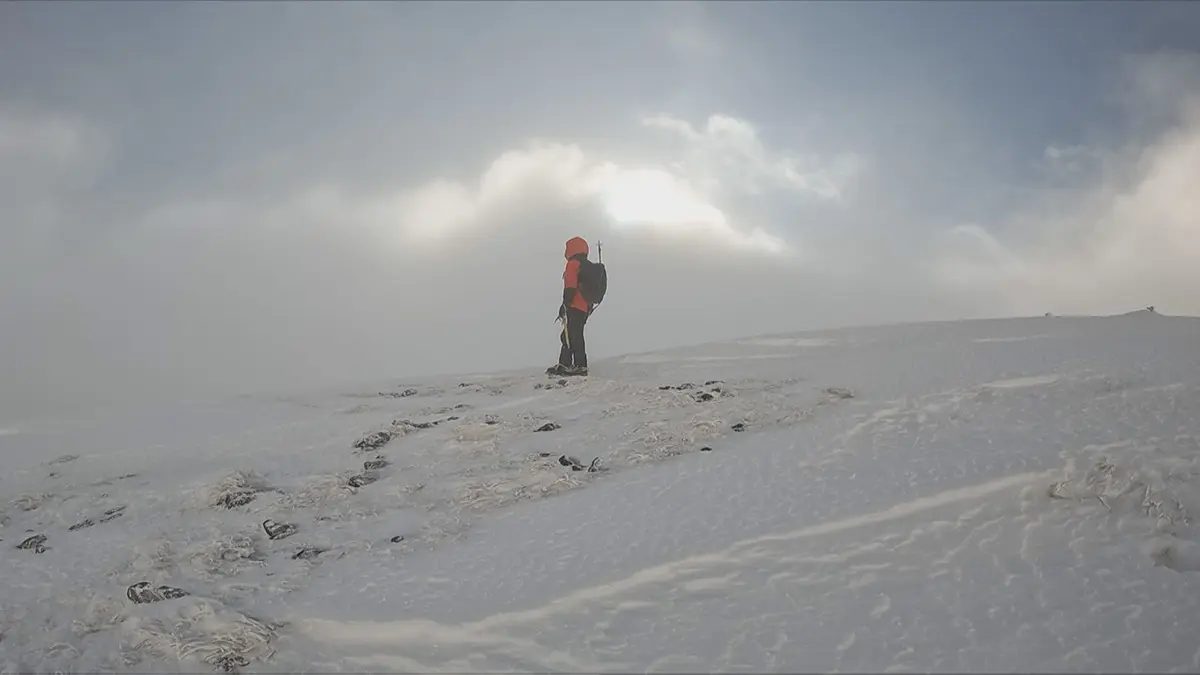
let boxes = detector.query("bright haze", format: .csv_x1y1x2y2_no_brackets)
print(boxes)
3,1,1199,417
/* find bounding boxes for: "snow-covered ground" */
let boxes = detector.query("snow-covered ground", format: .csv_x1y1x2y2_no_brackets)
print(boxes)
3,312,1200,672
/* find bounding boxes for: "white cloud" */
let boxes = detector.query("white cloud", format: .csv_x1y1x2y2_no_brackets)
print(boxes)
325,137,791,255
930,63,1200,316
1039,143,1107,182
642,113,863,201
598,166,786,254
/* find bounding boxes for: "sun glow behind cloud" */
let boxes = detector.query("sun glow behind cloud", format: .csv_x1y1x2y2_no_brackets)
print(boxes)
373,128,800,256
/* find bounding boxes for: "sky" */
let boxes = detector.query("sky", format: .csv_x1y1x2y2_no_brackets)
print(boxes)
2,1,1200,417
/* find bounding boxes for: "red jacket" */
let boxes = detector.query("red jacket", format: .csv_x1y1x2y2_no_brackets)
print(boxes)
562,236,590,314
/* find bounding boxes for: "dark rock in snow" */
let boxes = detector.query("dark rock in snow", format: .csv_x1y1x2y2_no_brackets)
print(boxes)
353,430,394,452
363,458,389,471
17,534,47,553
218,491,257,509
292,547,326,560
731,423,747,432
704,380,725,386
262,519,297,540
395,415,457,431
348,472,379,488
100,505,127,522
127,581,189,604
824,387,854,399
535,378,570,390
559,455,585,470
660,383,696,391
692,392,715,402
213,654,249,673
535,422,561,432
69,518,95,531
379,388,418,399
700,446,713,452
390,535,405,543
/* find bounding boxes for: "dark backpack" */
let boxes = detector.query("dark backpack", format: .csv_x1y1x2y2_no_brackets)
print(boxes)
577,258,607,306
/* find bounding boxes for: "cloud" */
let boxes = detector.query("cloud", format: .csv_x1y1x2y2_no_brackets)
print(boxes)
642,113,863,201
0,108,101,168
0,107,107,220
1040,144,1105,180
332,137,791,255
930,54,1200,316
0,107,109,295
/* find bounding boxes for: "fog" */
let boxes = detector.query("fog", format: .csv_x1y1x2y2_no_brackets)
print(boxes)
3,2,1199,418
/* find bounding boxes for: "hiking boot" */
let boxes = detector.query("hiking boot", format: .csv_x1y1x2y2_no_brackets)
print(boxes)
563,366,588,377
546,364,569,376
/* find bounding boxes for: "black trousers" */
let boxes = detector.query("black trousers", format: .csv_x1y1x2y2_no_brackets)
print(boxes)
558,308,589,368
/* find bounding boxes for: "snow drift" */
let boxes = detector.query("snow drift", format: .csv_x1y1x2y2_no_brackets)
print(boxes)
3,313,1200,672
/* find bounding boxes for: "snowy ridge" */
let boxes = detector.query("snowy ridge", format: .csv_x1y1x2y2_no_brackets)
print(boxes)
3,314,1200,672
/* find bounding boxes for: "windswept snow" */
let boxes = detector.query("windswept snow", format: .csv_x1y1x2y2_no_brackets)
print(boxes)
3,314,1200,672
737,336,839,348
973,334,1053,343
982,374,1062,389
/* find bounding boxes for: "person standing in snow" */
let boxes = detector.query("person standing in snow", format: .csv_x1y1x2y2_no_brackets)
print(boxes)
548,236,595,377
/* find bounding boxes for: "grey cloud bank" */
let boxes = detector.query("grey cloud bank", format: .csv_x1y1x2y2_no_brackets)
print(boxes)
2,1,1200,419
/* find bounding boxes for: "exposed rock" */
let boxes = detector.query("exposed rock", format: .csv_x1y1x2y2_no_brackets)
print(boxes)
262,519,297,540
126,581,189,604
17,534,47,553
